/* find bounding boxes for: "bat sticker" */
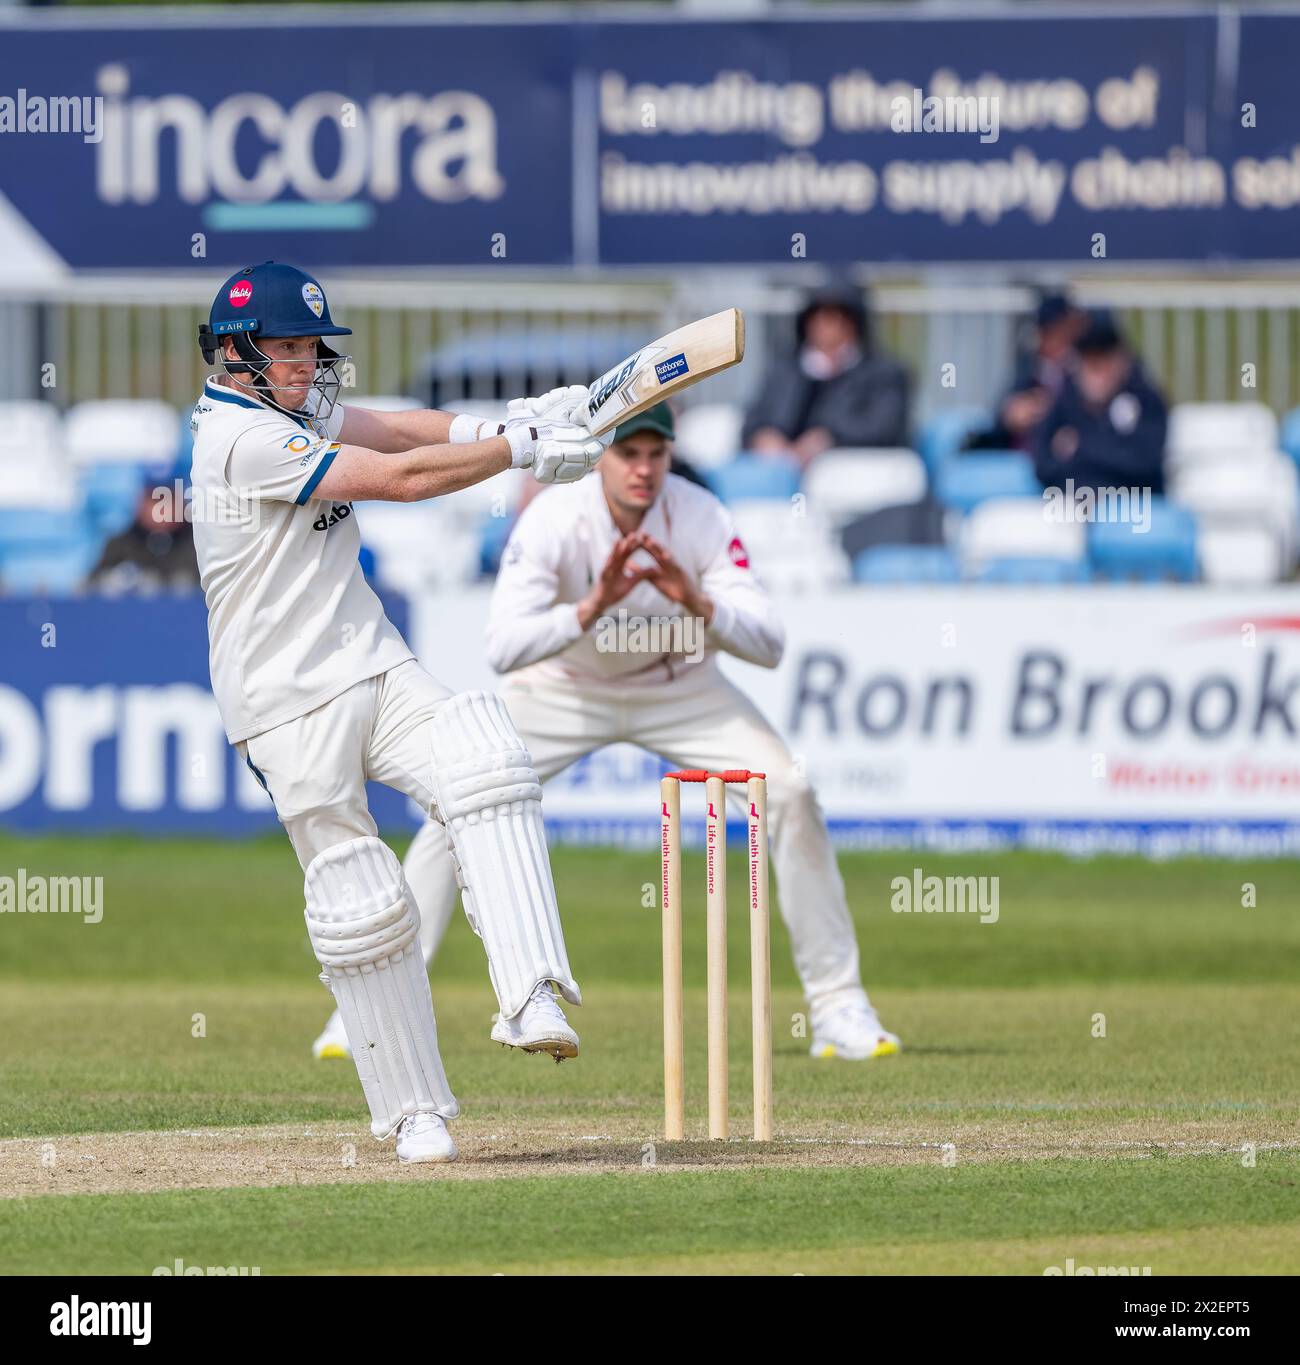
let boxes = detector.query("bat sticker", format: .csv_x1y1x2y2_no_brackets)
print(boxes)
654,353,689,385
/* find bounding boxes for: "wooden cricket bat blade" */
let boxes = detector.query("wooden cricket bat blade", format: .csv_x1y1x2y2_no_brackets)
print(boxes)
585,308,745,438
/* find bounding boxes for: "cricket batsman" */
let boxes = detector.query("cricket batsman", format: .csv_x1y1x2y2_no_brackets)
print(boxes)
191,261,608,1162
314,402,901,1064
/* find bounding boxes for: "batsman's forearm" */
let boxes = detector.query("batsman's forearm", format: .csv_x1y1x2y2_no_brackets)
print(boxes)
388,408,458,448
397,437,512,502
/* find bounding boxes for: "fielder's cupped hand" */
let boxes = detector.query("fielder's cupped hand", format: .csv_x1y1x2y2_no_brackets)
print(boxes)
625,532,714,621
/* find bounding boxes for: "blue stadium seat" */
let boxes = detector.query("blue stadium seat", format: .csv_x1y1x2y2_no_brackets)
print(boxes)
710,454,801,503
172,409,196,482
973,556,1093,585
935,452,1040,514
1281,407,1300,470
0,507,103,594
917,407,991,479
82,462,148,536
0,507,87,552
1,545,102,594
478,513,516,577
853,545,961,584
1087,499,1198,582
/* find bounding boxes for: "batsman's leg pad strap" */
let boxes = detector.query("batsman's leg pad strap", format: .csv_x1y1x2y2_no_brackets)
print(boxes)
304,837,458,1137
429,692,580,1018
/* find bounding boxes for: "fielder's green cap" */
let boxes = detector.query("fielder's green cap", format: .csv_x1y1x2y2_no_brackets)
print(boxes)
612,402,675,443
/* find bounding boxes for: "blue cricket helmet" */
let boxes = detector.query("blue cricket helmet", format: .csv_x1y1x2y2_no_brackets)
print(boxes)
198,262,352,421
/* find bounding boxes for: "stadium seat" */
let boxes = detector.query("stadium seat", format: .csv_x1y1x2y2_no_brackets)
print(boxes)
710,454,801,503
673,403,743,471
917,406,990,479
1087,499,1198,582
1169,453,1298,571
1197,524,1283,585
354,501,481,593
935,452,1040,514
803,448,928,530
973,556,1092,585
65,400,180,474
960,496,1085,575
1166,402,1279,471
728,499,850,588
1,545,102,595
0,401,78,509
82,462,149,536
0,506,103,594
852,545,961,584
173,407,195,482
443,466,526,523
1280,407,1300,469
478,512,516,577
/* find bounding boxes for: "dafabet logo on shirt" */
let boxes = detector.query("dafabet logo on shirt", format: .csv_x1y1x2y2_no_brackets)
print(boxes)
312,503,352,531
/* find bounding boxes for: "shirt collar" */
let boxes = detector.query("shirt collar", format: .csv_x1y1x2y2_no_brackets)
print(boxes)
203,377,310,428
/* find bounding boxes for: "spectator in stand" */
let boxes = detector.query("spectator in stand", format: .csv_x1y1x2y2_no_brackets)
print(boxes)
967,292,1086,453
89,481,198,593
742,286,910,467
1034,311,1168,496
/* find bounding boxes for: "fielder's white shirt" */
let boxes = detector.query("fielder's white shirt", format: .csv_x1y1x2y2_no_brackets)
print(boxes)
487,471,784,685
190,378,412,742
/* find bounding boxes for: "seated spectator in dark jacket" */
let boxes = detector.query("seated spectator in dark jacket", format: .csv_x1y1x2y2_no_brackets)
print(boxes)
969,292,1085,452
1035,313,1167,495
742,287,910,467
89,484,198,593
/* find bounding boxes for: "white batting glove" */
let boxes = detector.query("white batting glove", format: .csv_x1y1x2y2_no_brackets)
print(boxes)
533,429,608,483
502,418,606,483
506,385,590,425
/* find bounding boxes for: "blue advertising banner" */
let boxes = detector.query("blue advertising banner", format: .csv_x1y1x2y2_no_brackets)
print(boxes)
0,18,575,268
591,11,1222,264
0,595,413,835
0,6,1297,268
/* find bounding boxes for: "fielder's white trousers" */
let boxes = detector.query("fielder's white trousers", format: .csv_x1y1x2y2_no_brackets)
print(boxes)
405,661,866,1003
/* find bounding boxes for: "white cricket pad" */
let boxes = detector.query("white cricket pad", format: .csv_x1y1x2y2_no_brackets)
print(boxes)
429,691,580,1018
304,837,458,1137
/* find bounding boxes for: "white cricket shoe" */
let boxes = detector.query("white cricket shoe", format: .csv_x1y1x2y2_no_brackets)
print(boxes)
809,991,901,1061
311,1008,351,1060
490,981,579,1061
396,1112,458,1164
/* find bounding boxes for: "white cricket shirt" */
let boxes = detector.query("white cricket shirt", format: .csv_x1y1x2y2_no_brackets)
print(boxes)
487,471,784,685
190,377,412,742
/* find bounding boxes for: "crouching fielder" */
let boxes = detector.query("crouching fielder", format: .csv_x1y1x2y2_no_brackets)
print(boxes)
193,262,607,1161
314,402,900,1064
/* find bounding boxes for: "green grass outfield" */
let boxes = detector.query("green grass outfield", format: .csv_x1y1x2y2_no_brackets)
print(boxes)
1,834,1297,1275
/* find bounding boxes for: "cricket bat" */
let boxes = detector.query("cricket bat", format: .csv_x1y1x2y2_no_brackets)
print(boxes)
584,308,745,438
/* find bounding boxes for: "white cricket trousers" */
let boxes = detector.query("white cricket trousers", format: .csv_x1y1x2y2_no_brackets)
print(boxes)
237,659,454,868
404,660,866,1003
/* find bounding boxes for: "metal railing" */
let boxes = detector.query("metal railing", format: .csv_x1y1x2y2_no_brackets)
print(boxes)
14,274,1300,429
